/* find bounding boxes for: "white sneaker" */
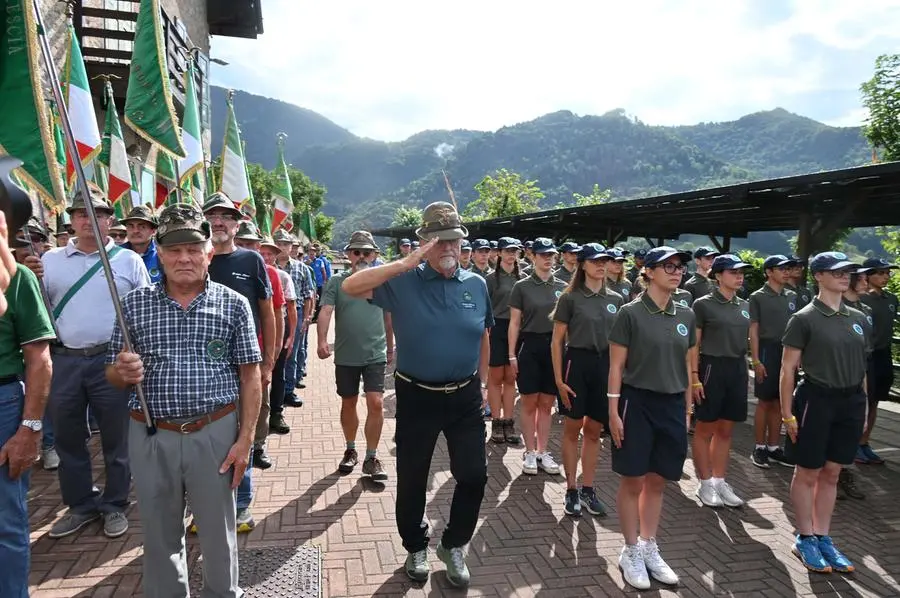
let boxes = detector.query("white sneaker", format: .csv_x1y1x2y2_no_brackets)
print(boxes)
640,537,679,585
695,482,724,508
42,447,60,471
538,453,560,475
618,544,650,590
714,480,745,508
522,451,538,475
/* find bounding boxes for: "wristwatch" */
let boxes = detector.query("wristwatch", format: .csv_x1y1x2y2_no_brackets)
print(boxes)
21,419,42,432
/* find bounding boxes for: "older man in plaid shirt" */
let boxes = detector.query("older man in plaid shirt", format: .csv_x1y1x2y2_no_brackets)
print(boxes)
274,229,315,405
105,203,262,598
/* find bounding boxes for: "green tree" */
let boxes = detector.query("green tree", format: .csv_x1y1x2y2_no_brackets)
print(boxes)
463,168,544,221
861,54,900,161
572,184,612,206
391,205,423,227
313,212,334,243
287,166,326,212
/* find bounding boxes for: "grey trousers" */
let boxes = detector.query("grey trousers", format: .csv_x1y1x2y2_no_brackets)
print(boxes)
49,353,131,514
129,411,242,598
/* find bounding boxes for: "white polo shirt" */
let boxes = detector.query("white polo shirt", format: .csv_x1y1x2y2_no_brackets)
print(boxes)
42,238,151,348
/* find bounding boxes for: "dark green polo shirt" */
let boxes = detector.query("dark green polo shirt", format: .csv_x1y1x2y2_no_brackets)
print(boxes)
749,283,797,343
692,290,750,358
608,278,632,302
672,288,693,308
552,286,624,351
469,264,493,279
554,265,576,284
844,298,874,355
509,273,568,334
785,283,813,308
486,267,525,320
684,272,715,301
859,290,898,350
782,299,868,389
609,292,697,395
323,271,387,367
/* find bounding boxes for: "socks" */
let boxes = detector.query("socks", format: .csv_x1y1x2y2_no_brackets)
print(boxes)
755,443,766,450
711,477,724,487
366,449,377,459
700,478,713,488
346,441,356,450
768,445,780,452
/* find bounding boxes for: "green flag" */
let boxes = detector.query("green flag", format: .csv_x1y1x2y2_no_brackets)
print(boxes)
299,209,316,242
0,0,66,209
124,0,186,159
271,133,292,233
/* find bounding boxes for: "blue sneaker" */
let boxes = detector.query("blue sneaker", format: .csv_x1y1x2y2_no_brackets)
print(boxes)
817,536,854,573
564,489,581,517
792,535,831,573
860,444,884,465
579,487,607,517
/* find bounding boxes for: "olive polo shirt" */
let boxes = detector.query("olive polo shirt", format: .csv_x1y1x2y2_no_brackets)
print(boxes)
684,272,715,301
782,299,869,389
469,264,492,278
672,288,693,308
371,263,494,382
844,298,874,355
323,271,386,367
859,289,898,350
554,265,576,284
748,283,797,343
508,273,567,334
607,278,632,302
785,283,813,308
692,290,750,358
553,286,624,351
486,267,525,320
609,292,697,395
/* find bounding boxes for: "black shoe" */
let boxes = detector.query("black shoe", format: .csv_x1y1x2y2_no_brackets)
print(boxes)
252,447,273,470
362,456,389,481
838,469,865,500
296,381,306,389
768,447,792,467
269,414,290,435
750,447,770,469
338,448,358,474
284,395,304,408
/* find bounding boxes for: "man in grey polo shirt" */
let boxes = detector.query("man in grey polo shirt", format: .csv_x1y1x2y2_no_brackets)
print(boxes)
41,184,151,539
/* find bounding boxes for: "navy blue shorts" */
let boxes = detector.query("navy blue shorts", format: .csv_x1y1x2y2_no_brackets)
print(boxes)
785,380,866,469
611,385,688,481
558,347,609,426
754,340,782,401
869,348,893,404
489,319,510,368
694,355,748,423
516,333,555,396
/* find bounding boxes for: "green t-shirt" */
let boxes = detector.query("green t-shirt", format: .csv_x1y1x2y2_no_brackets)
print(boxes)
0,267,56,376
323,272,386,367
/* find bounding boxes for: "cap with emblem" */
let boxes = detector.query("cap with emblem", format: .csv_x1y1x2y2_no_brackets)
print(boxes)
490,240,498,249
201,191,243,219
644,246,692,268
399,238,411,246
415,201,469,241
66,182,113,215
532,237,557,254
156,203,212,247
710,254,752,273
634,248,648,260
693,246,719,259
460,239,471,251
614,246,631,256
808,251,860,273
604,247,627,261
787,254,807,266
860,257,899,271
411,240,420,249
120,204,159,228
497,237,521,250
763,254,797,270
578,243,608,261
559,241,581,253
344,230,378,251
234,220,263,242
109,219,127,233
471,238,490,250
273,228,294,243
524,240,534,250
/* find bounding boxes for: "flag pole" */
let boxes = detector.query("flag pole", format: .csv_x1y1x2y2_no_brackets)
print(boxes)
32,0,157,435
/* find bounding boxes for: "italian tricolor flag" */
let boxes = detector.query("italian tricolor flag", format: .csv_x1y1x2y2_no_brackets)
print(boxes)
99,80,131,205
219,90,251,206
62,24,101,186
177,57,204,191
271,133,292,233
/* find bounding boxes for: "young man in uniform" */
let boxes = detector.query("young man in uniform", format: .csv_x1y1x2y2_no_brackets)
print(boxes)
317,231,391,481
459,240,472,270
469,239,492,277
627,249,647,284
683,246,718,301
555,241,580,283
120,205,161,284
786,257,814,308
857,257,898,464
748,255,797,468
397,238,412,260
489,240,499,270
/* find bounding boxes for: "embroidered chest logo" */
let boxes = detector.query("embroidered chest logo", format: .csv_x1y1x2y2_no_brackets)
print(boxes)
676,323,688,337
461,290,476,310
207,339,227,359
676,299,688,307
741,310,750,319
149,267,160,278
890,304,896,313
555,290,562,298
867,315,873,326
606,303,618,314
788,302,796,312
852,323,864,336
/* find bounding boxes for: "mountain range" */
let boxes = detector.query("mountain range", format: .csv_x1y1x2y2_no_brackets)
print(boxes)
210,86,879,255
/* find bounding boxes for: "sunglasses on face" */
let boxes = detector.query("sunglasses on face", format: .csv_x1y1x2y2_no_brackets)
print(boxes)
110,232,127,240
352,249,372,257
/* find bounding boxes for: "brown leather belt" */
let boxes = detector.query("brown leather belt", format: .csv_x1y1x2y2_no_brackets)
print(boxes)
130,403,236,434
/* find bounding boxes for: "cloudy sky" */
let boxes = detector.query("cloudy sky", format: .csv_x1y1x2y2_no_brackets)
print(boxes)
210,0,899,142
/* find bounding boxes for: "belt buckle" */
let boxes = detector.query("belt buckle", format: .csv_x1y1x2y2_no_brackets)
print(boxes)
179,421,192,434
442,383,456,394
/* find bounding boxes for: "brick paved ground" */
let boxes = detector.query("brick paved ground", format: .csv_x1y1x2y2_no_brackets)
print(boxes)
26,346,900,597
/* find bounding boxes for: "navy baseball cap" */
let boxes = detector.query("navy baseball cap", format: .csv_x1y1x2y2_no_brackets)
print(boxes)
604,247,627,261
787,254,806,265
644,246,692,268
524,240,534,250
614,246,631,256
411,240,420,248
808,251,860,273
578,243,608,261
634,248,649,259
861,257,899,271
710,254,752,273
532,237,558,254
763,254,796,270
559,241,581,253
471,238,490,250
693,246,719,259
400,238,411,246
497,237,521,250
489,240,498,249
460,239,472,251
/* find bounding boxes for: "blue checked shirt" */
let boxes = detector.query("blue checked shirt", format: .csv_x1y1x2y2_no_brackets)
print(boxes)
281,258,315,302
106,278,262,419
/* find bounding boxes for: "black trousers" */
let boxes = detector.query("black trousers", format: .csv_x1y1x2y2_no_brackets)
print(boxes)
269,346,288,416
394,374,487,553
313,286,323,321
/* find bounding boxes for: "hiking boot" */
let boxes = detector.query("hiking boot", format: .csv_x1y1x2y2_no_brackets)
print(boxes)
252,446,272,469
269,414,290,435
490,418,505,443
405,549,430,582
48,512,100,539
362,456,388,481
103,512,129,538
284,394,304,408
338,448,359,474
437,542,470,588
838,469,865,500
504,419,521,445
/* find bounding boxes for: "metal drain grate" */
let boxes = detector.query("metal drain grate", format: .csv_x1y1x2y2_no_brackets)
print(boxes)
189,544,322,597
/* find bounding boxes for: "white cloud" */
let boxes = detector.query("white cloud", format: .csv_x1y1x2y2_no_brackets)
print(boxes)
210,0,900,141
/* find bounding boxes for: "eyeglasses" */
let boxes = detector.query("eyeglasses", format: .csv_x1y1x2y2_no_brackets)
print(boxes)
827,270,852,278
657,262,686,274
352,249,372,257
205,213,238,222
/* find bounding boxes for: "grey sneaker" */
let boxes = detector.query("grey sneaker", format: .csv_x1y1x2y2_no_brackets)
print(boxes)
103,512,129,538
41,447,60,471
437,541,470,588
405,549,430,582
48,512,100,539
236,507,255,533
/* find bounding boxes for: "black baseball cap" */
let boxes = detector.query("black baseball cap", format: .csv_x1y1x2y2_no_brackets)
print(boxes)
808,251,860,273
532,237,557,254
578,243,608,261
559,241,581,253
693,246,719,259
710,254,752,273
644,246,692,268
399,238,411,246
